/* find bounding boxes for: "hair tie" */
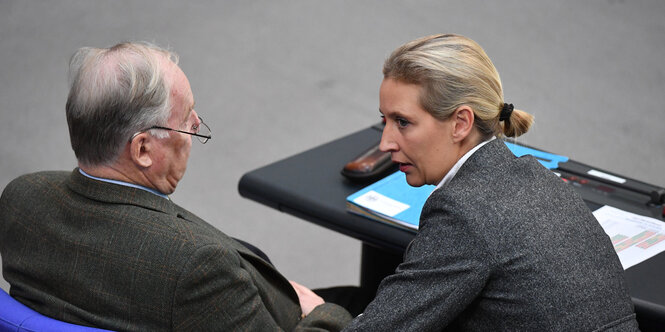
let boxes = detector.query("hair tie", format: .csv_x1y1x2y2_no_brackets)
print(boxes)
499,103,514,121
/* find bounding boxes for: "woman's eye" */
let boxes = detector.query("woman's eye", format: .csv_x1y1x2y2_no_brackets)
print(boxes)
397,118,409,128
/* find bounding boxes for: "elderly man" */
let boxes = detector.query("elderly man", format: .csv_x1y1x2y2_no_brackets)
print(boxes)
0,42,352,331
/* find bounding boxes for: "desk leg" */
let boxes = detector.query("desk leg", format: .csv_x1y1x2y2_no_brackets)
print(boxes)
360,243,404,295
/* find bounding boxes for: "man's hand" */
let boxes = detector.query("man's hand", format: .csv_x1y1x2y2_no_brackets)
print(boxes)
289,280,325,317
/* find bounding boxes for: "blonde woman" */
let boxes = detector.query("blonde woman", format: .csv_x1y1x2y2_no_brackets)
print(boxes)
344,34,637,331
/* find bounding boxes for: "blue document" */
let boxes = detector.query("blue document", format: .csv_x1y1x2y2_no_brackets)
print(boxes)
504,142,568,169
346,171,434,230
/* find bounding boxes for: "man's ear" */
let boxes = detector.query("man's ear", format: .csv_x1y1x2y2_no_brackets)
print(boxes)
451,105,475,143
129,133,153,168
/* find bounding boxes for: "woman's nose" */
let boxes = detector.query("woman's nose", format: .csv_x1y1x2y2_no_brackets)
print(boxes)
379,126,398,153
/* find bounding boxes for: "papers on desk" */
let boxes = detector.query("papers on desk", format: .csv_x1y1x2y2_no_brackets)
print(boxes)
346,143,664,269
593,205,665,270
347,174,665,269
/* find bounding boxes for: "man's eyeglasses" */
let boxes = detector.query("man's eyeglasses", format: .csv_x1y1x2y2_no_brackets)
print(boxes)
133,116,212,144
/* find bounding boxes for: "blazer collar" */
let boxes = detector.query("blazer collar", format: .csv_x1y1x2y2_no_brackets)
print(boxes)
66,168,180,216
454,138,515,178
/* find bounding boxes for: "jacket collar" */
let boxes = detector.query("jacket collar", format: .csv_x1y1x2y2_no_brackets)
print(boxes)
466,137,512,164
66,168,180,216
450,138,515,182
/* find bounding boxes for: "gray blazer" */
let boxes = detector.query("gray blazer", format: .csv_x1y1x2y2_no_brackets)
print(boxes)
344,139,638,331
0,169,352,331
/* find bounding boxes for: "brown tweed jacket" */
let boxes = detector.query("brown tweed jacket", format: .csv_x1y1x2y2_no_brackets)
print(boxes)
0,169,351,331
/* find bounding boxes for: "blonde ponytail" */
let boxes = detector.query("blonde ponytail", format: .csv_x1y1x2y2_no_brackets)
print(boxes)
501,107,534,137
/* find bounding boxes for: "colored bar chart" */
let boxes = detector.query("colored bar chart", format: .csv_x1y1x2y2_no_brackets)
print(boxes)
637,234,665,249
614,230,656,252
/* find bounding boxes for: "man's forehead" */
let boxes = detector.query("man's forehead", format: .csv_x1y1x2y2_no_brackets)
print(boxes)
165,62,194,122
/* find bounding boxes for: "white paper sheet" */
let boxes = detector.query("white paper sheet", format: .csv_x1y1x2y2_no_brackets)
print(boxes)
593,205,665,270
352,190,410,217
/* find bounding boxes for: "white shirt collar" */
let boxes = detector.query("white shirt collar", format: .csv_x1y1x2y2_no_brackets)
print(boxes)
434,136,496,191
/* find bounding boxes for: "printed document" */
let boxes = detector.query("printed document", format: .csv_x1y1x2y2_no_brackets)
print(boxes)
593,205,665,270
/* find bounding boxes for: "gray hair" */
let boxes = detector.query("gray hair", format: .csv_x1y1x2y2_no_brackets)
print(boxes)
65,42,179,167
383,34,533,138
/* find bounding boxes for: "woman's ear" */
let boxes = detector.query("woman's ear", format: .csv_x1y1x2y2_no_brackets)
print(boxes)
451,105,475,143
129,133,153,168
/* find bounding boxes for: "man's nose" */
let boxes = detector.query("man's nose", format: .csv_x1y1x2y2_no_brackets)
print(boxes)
191,110,201,130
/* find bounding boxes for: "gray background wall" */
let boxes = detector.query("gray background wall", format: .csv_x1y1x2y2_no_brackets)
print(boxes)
1,0,664,293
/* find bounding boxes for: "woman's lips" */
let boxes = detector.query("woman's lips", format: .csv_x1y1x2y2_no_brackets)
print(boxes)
398,163,412,172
